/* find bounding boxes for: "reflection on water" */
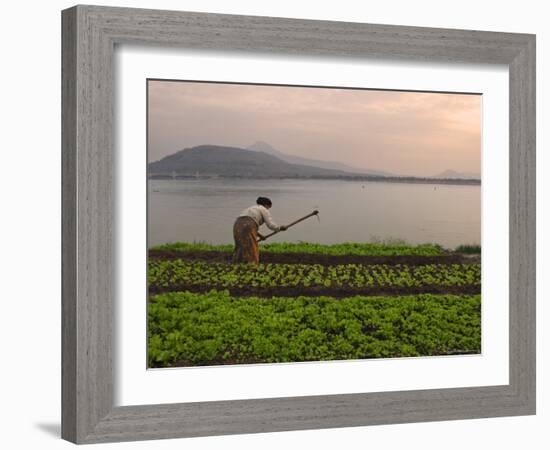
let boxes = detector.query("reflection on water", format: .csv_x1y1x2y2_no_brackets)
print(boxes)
148,179,480,249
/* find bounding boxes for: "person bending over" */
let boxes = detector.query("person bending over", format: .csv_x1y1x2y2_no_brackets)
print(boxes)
232,197,287,264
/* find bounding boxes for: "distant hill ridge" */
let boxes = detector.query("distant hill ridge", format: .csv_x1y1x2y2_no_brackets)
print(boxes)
148,144,481,185
148,144,358,178
433,169,481,180
247,141,393,177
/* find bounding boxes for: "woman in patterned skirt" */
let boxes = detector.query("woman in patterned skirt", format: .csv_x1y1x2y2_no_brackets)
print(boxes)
232,197,287,264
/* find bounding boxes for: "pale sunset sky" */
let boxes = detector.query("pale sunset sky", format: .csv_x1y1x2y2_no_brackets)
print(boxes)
147,80,481,177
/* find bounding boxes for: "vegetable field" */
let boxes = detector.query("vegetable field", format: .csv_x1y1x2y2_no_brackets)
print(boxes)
148,242,481,368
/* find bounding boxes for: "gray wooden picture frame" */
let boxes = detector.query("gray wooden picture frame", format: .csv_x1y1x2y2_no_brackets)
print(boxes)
61,4,536,444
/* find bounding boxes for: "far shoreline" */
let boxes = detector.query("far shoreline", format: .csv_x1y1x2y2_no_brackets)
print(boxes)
147,174,481,186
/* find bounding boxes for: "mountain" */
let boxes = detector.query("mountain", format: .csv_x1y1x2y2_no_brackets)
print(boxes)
247,141,393,177
433,169,481,180
148,145,363,178
148,145,481,185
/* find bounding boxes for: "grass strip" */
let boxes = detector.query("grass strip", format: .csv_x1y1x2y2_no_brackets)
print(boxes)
151,241,445,256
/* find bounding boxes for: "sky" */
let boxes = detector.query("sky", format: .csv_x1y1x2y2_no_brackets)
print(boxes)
147,80,481,177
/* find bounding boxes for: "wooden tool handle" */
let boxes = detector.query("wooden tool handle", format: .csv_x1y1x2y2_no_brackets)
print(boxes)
259,210,319,241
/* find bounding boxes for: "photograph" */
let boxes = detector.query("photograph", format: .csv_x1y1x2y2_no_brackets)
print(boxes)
146,79,482,368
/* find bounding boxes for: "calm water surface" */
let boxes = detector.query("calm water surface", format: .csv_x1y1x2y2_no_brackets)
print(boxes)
148,179,480,249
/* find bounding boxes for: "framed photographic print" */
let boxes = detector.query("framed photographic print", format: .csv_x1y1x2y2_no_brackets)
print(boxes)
61,4,536,444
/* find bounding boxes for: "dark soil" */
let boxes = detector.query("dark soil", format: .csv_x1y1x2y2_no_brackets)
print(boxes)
149,283,481,298
149,249,480,266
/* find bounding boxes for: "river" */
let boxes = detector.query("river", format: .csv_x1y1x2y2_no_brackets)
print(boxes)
148,178,480,249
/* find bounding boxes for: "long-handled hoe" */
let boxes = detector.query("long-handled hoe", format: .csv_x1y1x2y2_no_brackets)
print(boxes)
258,210,320,242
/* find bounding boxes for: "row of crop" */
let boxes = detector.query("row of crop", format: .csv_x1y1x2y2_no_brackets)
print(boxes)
150,241,444,256
148,290,481,367
148,260,481,290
